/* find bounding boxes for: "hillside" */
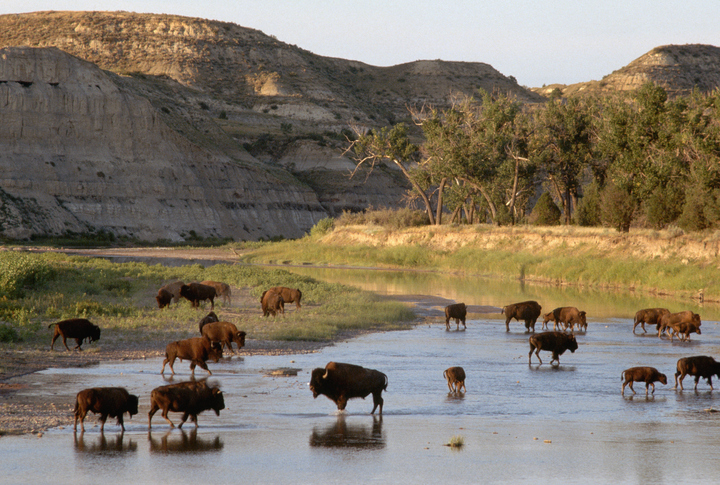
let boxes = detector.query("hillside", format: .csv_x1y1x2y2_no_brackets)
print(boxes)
534,44,720,98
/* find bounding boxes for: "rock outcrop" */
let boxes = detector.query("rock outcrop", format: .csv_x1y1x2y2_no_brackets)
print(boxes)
0,46,327,241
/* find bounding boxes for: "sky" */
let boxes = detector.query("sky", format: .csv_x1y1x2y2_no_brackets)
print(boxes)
1,1,718,87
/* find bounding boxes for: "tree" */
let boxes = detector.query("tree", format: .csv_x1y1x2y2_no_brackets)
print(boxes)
530,97,592,225
349,123,439,225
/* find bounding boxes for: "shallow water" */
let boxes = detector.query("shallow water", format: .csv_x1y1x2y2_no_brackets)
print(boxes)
3,266,720,484
3,315,720,484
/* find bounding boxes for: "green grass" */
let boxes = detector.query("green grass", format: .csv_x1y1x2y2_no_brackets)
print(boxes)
0,251,415,348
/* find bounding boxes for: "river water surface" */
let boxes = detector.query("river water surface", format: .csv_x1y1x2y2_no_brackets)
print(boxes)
2,267,720,484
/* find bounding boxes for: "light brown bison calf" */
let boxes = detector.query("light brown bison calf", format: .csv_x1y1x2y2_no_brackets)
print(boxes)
621,366,667,395
549,307,587,332
443,366,466,393
632,308,670,334
261,290,285,317
444,303,467,331
657,311,701,338
74,387,139,432
264,286,302,311
669,321,702,342
200,280,232,306
49,318,101,351
201,321,246,353
674,355,720,390
148,380,225,429
161,337,222,376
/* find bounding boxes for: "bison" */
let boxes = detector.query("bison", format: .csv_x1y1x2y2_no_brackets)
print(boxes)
264,286,302,311
443,366,466,393
180,283,216,309
669,321,702,342
632,308,670,334
658,311,702,339
261,290,285,317
548,307,587,332
502,300,542,333
674,355,720,390
161,337,223,376
444,303,467,331
528,331,578,366
621,366,667,395
49,318,101,351
201,321,246,353
155,281,185,309
197,311,220,333
148,379,225,429
200,280,232,306
74,387,139,432
309,362,388,415
541,311,556,331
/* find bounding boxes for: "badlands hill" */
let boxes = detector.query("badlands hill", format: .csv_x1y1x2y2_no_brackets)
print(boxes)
534,44,720,98
0,11,542,241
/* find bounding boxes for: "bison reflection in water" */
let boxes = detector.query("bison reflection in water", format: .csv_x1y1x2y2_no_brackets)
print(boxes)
73,431,137,454
148,429,224,454
309,415,384,449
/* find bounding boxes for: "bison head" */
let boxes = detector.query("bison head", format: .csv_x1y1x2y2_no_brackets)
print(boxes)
658,373,668,385
235,331,246,348
128,394,140,417
89,325,101,342
567,335,578,353
211,388,225,416
309,368,328,398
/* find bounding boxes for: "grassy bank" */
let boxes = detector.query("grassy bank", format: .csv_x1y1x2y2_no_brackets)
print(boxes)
235,224,720,301
0,251,415,349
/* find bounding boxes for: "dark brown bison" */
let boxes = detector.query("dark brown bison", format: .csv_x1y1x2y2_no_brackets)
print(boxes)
549,307,587,332
658,311,701,339
155,281,185,308
180,283,216,309
528,331,578,366
49,318,101,351
200,280,232,306
674,355,720,390
161,337,222,376
197,311,220,333
74,387,139,432
632,308,670,334
621,366,667,395
443,366,466,393
148,379,225,429
502,300,542,332
309,362,388,415
201,321,246,353
444,303,467,331
264,286,302,311
261,290,285,317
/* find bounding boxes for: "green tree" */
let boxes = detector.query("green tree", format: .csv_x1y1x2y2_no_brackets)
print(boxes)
530,192,561,226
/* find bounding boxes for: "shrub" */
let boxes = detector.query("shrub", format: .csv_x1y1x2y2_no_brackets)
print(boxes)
309,218,334,237
575,182,602,226
530,193,561,226
601,184,635,232
0,253,56,298
336,207,428,229
0,323,19,343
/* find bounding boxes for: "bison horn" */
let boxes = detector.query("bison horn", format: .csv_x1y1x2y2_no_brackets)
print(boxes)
322,369,329,379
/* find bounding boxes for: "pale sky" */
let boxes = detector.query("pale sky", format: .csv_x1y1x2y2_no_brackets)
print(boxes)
1,1,717,87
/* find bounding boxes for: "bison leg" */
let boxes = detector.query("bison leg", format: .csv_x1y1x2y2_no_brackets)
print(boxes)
161,409,175,428
50,331,60,351
74,338,84,351
371,392,384,415
160,357,175,375
447,380,454,393
708,376,714,391
192,359,212,376
505,317,512,332
148,404,158,429
648,382,655,395
99,413,108,432
675,372,686,390
529,345,542,365
61,336,72,351
117,415,125,431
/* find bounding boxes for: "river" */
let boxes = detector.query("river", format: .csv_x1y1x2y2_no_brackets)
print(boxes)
1,266,719,484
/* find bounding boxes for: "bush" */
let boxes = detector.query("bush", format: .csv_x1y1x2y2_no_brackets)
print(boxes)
576,183,602,226
530,193,561,226
677,191,710,231
309,218,334,237
336,207,428,229
0,323,19,342
0,253,56,299
601,184,635,232
643,186,683,229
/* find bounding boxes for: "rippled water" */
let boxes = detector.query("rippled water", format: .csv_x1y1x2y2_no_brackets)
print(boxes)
3,267,720,484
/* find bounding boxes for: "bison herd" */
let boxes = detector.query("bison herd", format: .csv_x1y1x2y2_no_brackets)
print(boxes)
47,283,716,433
446,300,714,397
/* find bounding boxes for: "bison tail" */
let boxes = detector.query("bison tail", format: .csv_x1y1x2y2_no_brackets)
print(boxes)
383,374,389,391
501,307,506,315
47,322,56,329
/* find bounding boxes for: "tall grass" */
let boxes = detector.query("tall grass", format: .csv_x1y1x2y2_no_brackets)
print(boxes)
0,251,415,347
